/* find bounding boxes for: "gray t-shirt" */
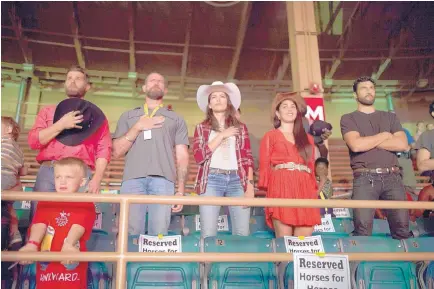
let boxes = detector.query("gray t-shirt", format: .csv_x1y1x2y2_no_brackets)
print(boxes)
340,110,403,170
416,130,434,158
113,106,189,183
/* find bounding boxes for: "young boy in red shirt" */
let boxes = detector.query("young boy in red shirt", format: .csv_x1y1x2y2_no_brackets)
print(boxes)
19,157,96,289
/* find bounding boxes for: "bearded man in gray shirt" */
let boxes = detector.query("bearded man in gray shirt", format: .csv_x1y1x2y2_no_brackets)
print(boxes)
340,76,411,240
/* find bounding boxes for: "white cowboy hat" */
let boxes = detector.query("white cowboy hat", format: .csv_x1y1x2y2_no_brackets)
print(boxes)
196,81,241,113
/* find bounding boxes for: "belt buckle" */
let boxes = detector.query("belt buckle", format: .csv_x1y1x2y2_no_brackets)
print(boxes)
375,168,382,174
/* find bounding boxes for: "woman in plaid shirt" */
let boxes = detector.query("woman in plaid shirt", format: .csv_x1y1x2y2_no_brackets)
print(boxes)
193,81,255,238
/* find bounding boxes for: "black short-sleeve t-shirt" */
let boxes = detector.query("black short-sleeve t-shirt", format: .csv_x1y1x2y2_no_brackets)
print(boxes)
340,110,403,170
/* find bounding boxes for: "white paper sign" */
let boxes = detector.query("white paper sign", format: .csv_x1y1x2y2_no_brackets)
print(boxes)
294,253,351,289
313,214,335,233
138,235,182,253
195,215,229,231
93,213,102,230
21,201,31,210
333,208,351,218
284,236,325,254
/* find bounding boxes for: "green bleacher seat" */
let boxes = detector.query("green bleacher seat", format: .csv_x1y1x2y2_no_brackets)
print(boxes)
341,236,405,253
204,235,277,289
346,218,392,237
403,238,434,289
341,236,416,289
354,262,418,289
414,216,434,237
126,235,200,289
403,237,434,253
249,216,275,239
312,218,352,237
274,236,341,289
168,215,184,235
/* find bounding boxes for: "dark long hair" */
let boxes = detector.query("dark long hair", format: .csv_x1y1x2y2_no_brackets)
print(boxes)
205,92,241,131
273,98,312,164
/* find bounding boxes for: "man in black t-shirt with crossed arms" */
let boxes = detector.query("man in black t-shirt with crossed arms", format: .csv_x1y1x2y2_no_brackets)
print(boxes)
340,76,411,240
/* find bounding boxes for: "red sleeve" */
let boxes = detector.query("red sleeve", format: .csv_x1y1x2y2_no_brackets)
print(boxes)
258,132,272,190
240,124,254,170
28,107,50,150
193,124,213,165
95,120,112,163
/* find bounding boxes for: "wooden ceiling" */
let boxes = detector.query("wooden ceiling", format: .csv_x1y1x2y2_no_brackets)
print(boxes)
1,1,434,101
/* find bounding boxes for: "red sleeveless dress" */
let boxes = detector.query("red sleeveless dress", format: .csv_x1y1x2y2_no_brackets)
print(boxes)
258,129,321,229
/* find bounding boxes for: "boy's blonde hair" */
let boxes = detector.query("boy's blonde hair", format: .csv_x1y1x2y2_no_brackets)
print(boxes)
54,157,87,177
1,116,20,141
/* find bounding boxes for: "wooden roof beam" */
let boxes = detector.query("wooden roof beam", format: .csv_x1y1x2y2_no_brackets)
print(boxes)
180,3,193,100
8,6,32,63
323,2,343,35
227,1,252,80
325,2,369,79
71,2,86,68
128,2,136,73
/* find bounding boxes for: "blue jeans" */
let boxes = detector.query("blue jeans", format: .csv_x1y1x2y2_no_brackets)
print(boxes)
199,173,250,238
120,176,174,236
31,164,91,221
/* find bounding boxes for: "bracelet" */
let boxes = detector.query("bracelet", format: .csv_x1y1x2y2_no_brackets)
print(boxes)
125,135,134,142
175,192,184,196
27,240,40,248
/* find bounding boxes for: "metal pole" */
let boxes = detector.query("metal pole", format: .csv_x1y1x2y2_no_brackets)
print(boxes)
15,77,28,124
386,92,395,112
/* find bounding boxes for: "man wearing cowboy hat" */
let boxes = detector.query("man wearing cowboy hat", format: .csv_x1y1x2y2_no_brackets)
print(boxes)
112,72,189,236
416,101,434,180
28,65,112,195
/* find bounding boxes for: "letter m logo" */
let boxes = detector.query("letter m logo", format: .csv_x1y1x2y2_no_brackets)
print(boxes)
304,97,325,121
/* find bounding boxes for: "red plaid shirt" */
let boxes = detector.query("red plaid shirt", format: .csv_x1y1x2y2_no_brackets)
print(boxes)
192,121,254,194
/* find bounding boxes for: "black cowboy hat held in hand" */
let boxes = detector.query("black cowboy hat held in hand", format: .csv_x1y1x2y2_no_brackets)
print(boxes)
54,98,106,146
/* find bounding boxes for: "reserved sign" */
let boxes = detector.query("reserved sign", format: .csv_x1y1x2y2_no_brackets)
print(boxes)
138,235,182,253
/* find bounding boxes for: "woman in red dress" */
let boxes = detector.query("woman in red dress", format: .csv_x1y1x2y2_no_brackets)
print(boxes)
259,92,321,238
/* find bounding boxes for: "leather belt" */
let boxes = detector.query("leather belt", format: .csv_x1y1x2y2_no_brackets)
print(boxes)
396,151,411,159
353,166,400,174
209,168,238,175
273,162,311,174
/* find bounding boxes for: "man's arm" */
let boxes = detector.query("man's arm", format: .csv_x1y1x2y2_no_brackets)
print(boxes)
175,144,189,195
343,131,392,153
87,121,112,193
112,125,141,158
29,109,84,148
112,115,164,158
417,148,434,172
376,131,408,152
317,142,328,158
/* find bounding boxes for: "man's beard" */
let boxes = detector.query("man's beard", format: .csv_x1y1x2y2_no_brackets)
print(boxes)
146,87,164,100
357,95,375,106
65,86,86,98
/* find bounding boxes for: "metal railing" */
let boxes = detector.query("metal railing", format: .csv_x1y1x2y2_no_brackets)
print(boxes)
2,191,434,288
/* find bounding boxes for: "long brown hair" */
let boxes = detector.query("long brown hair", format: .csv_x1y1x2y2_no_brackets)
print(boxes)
272,93,311,164
1,116,20,141
205,92,241,131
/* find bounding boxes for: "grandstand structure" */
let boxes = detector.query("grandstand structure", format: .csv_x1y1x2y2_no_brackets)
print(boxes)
2,1,434,289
